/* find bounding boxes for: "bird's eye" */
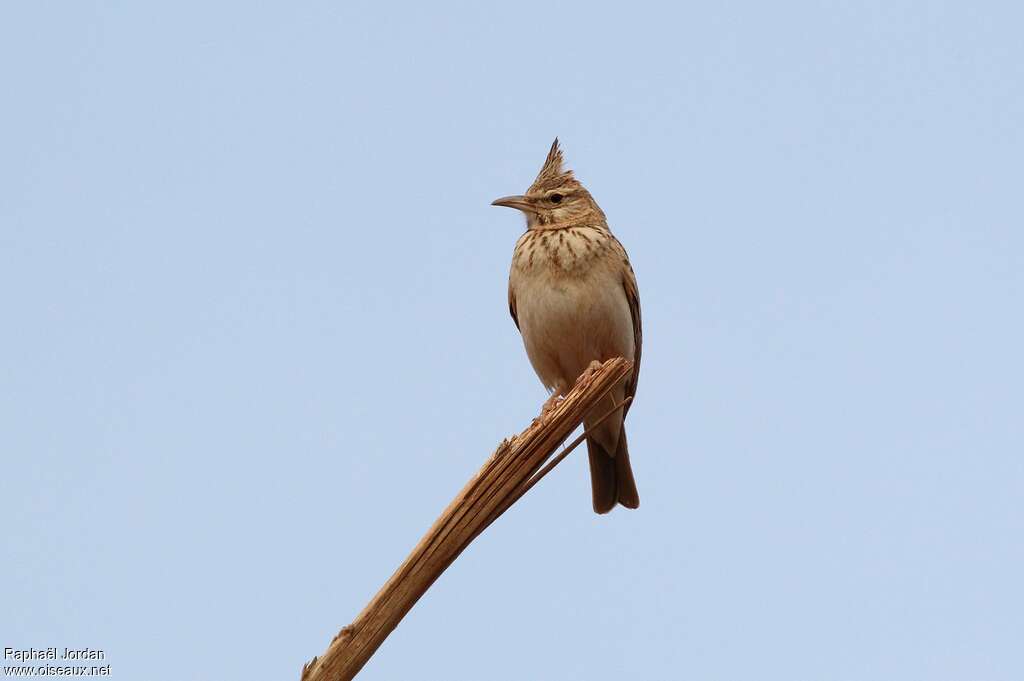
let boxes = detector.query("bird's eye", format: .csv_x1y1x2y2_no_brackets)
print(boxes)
549,193,563,204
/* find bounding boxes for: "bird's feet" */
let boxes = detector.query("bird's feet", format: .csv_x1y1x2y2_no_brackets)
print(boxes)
540,393,564,417
579,359,605,382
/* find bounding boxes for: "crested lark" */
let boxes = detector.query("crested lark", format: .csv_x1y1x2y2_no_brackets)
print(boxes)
493,139,641,514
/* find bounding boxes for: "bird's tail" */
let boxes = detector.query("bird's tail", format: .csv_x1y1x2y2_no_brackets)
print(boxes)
586,429,640,514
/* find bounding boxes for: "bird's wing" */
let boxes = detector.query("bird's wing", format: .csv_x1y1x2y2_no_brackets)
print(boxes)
508,278,520,330
620,249,642,415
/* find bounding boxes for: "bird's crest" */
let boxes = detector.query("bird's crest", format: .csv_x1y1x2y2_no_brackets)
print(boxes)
529,138,581,193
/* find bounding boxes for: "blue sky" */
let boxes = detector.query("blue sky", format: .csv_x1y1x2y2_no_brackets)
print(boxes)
2,2,1022,679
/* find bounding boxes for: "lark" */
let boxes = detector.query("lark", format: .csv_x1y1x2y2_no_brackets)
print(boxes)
493,139,641,513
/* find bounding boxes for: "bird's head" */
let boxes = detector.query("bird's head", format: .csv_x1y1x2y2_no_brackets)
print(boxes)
492,138,605,229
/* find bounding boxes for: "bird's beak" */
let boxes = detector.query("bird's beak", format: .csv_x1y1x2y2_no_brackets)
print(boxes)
491,195,534,213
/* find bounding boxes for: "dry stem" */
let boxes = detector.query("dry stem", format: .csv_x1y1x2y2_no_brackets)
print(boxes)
300,357,633,681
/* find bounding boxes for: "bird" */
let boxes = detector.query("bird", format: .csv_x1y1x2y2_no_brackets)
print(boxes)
492,139,642,514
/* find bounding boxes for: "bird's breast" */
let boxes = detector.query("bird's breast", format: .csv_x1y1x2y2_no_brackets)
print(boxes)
509,225,635,392
510,225,611,277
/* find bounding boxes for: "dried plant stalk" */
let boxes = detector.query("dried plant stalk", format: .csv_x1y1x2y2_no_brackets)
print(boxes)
301,357,633,681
